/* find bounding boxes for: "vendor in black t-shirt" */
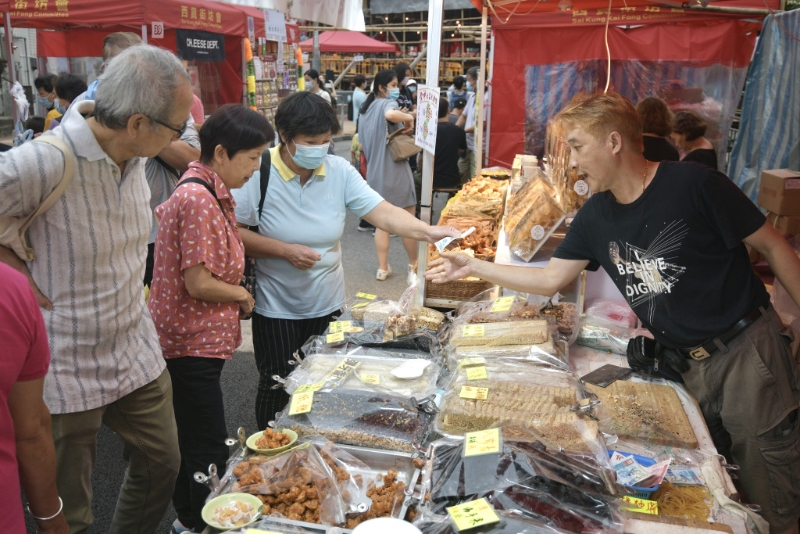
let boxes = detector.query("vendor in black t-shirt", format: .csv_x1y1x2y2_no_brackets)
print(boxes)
426,92,800,533
430,97,467,189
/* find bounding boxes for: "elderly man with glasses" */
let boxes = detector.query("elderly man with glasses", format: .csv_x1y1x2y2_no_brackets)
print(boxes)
0,44,194,534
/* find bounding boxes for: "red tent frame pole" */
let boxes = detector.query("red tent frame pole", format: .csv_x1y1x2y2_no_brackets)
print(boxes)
141,24,148,44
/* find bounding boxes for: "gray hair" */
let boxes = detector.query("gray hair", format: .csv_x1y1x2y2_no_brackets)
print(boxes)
467,67,479,82
94,45,189,130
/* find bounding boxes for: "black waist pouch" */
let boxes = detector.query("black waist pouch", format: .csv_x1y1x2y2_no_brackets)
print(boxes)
626,336,690,383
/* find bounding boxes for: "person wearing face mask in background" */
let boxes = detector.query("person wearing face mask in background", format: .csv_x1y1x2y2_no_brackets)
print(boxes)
457,66,481,182
47,74,88,131
232,92,459,428
303,68,332,105
34,74,59,130
358,69,423,281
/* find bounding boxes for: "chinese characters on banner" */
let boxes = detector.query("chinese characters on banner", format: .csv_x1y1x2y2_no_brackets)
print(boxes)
264,9,288,42
415,85,440,155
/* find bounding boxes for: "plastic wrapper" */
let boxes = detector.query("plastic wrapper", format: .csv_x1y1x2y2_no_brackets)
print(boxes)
226,439,410,529
275,389,434,453
453,292,579,341
303,330,441,356
435,360,606,453
449,319,551,347
428,216,497,261
300,344,441,364
283,353,441,399
446,343,568,372
422,437,623,533
412,507,574,534
509,195,566,262
576,316,651,355
585,300,638,329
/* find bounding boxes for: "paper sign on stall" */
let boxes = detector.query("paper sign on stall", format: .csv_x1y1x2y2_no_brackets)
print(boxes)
447,498,500,530
415,85,440,154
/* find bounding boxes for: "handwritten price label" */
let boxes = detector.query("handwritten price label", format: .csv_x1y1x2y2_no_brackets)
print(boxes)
352,302,369,309
329,321,352,333
459,356,486,367
326,332,345,344
295,382,323,393
447,498,499,531
464,428,501,457
356,292,377,300
620,495,658,515
465,366,488,381
360,373,380,385
462,324,485,337
288,390,313,415
490,296,515,313
459,386,489,400
246,529,282,534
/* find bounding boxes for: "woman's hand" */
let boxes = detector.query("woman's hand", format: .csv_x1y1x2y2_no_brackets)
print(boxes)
36,515,70,534
236,287,255,317
285,244,322,270
425,252,474,283
423,225,461,244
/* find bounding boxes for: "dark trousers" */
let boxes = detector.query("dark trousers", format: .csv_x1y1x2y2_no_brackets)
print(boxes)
143,242,155,287
252,311,338,429
166,357,229,531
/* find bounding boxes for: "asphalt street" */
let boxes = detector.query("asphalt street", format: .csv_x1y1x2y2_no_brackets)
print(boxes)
26,139,449,533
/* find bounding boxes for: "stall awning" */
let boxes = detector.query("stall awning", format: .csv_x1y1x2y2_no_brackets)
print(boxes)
469,0,780,14
298,30,400,54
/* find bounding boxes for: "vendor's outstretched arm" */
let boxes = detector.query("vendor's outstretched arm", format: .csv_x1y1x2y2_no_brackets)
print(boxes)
426,252,589,297
362,201,460,243
745,222,800,307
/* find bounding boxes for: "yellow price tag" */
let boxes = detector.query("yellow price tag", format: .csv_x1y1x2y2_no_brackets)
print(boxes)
464,428,501,457
326,332,345,344
361,373,380,385
465,366,488,381
459,386,489,400
352,302,369,309
446,498,500,531
295,382,323,393
329,321,352,333
288,390,314,415
620,496,658,515
462,324,485,337
356,292,377,300
490,296,516,313
246,530,283,534
459,356,486,367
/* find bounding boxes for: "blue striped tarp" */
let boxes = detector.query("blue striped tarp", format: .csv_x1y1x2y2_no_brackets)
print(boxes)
729,10,800,203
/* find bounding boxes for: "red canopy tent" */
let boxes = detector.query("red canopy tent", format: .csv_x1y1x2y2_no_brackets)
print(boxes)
299,30,400,53
1,0,265,111
464,0,778,168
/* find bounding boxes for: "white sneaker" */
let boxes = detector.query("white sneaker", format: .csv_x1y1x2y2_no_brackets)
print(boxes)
376,265,393,281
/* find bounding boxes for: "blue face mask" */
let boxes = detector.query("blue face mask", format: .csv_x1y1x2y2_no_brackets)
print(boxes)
290,139,329,170
37,96,51,107
466,81,474,92
408,85,417,94
54,98,67,115
387,88,401,101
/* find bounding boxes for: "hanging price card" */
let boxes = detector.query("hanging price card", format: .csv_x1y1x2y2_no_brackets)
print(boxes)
620,496,658,515
462,324,485,337
446,498,500,531
464,428,501,457
490,296,516,313
326,332,345,344
288,390,313,415
459,386,489,400
329,321,352,333
356,292,377,300
295,382,323,393
465,366,488,381
352,302,369,309
360,373,380,385
459,356,486,367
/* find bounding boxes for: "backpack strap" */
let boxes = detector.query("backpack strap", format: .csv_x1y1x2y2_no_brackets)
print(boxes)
251,147,272,233
18,136,75,238
175,178,223,212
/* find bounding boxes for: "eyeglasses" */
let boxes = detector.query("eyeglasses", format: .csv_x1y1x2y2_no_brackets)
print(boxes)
145,115,187,137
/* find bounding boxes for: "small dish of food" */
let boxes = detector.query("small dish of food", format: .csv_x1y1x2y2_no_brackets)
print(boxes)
245,427,298,455
201,493,262,531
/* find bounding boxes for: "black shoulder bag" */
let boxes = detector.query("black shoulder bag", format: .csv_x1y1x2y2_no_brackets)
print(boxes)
240,148,272,319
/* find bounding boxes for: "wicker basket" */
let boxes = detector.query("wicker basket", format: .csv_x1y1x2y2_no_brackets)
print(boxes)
425,277,493,300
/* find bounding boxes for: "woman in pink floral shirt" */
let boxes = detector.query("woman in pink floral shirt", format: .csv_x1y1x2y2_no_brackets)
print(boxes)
148,104,273,534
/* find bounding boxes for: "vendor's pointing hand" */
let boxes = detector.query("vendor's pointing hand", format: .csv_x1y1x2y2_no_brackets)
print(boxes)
424,225,461,244
286,244,321,270
425,251,473,283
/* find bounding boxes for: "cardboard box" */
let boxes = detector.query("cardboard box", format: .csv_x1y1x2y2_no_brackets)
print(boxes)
758,169,800,216
767,211,800,236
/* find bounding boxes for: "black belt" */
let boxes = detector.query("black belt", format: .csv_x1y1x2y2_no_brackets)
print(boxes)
679,302,770,361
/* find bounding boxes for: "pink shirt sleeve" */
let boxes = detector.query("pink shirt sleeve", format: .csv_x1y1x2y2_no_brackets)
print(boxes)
176,185,230,279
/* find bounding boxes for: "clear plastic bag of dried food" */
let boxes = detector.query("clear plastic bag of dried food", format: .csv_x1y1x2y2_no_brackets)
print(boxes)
435,359,613,454
445,343,570,372
412,506,572,534
423,436,624,533
303,329,441,356
576,315,652,356
228,516,318,533
340,293,388,322
301,343,441,363
274,388,435,453
586,300,639,329
448,318,556,348
282,352,442,399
